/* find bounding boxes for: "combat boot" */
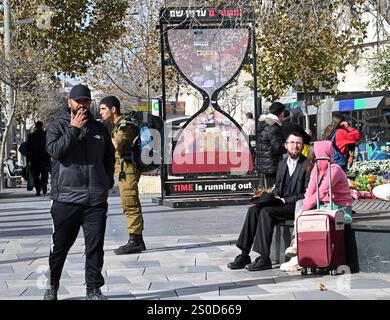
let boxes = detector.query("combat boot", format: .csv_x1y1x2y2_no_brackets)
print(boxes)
113,233,146,255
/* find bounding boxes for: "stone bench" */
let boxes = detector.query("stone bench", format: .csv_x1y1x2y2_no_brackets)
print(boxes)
272,220,294,264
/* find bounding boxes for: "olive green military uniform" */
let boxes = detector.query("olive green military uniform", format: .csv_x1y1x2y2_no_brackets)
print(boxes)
112,116,143,234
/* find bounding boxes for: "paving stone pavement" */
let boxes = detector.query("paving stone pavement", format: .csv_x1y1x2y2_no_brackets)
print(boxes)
1,188,390,300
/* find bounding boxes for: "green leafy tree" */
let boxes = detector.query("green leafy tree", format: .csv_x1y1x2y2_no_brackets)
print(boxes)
87,0,253,111
9,0,128,76
0,0,128,189
247,0,369,128
369,44,390,90
87,0,166,107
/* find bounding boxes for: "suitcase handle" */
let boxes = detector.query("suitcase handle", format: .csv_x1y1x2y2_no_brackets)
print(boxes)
315,157,334,210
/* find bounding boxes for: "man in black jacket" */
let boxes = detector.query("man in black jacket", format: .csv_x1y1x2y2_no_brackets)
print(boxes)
26,120,51,195
44,84,115,300
256,102,286,188
227,132,310,271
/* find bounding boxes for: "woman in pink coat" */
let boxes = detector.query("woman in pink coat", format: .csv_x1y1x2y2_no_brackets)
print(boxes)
299,140,353,217
280,140,353,272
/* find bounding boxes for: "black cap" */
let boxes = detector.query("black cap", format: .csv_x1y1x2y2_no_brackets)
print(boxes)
69,84,91,100
269,102,285,116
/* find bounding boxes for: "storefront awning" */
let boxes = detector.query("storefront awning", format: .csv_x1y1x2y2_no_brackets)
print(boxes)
285,96,384,116
333,96,384,111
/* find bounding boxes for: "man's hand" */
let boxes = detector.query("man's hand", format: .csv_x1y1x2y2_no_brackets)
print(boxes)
70,109,87,128
275,196,286,204
339,121,349,129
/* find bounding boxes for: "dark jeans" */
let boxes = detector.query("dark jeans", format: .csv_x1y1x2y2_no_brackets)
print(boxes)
236,204,295,258
31,166,49,193
48,201,108,290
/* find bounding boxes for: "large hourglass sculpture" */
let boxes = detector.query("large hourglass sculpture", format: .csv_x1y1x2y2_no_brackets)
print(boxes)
167,28,253,174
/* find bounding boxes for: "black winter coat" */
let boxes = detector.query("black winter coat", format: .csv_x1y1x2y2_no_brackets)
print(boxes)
46,106,115,206
256,115,285,175
27,129,51,169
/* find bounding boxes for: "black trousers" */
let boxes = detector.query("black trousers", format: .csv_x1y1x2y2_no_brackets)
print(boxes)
31,166,49,193
236,204,295,258
48,201,108,290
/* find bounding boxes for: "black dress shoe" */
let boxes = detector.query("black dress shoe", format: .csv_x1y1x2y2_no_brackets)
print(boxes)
227,254,251,270
43,285,59,300
86,288,108,300
245,255,272,271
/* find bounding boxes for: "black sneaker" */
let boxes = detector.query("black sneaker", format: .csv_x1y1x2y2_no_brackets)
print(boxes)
43,285,59,300
245,255,272,271
86,288,108,300
114,234,146,255
227,254,252,270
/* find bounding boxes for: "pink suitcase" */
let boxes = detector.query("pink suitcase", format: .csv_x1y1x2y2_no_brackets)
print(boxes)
296,157,347,276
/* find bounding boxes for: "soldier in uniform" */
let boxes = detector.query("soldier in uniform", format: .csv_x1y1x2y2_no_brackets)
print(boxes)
99,96,146,255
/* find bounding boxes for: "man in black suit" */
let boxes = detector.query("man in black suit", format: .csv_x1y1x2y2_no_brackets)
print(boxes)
227,131,310,271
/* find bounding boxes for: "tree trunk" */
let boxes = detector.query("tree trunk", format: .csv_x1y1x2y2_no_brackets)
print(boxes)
0,107,16,191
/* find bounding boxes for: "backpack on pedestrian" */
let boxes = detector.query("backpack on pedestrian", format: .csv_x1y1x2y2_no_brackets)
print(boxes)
328,130,348,168
120,111,163,174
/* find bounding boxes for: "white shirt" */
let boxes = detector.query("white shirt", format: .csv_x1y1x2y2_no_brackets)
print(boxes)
287,157,299,176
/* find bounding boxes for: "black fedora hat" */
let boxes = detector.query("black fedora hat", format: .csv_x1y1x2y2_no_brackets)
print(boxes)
269,102,285,116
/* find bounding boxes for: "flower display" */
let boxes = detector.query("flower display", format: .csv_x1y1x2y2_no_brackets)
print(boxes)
351,175,387,191
253,187,271,196
348,160,390,177
349,171,390,200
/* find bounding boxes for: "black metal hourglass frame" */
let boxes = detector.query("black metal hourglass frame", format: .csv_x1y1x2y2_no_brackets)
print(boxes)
167,27,252,173
158,7,260,200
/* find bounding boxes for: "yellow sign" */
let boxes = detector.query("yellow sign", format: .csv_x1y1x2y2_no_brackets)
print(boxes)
136,99,158,112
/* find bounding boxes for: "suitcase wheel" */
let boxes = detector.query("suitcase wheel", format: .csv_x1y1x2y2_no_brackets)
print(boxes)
301,268,308,275
310,268,317,274
329,268,337,276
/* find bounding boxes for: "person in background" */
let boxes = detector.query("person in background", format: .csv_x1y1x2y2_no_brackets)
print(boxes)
4,150,23,176
27,121,51,196
301,129,313,158
322,113,360,172
242,112,256,165
256,102,286,188
242,112,256,136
